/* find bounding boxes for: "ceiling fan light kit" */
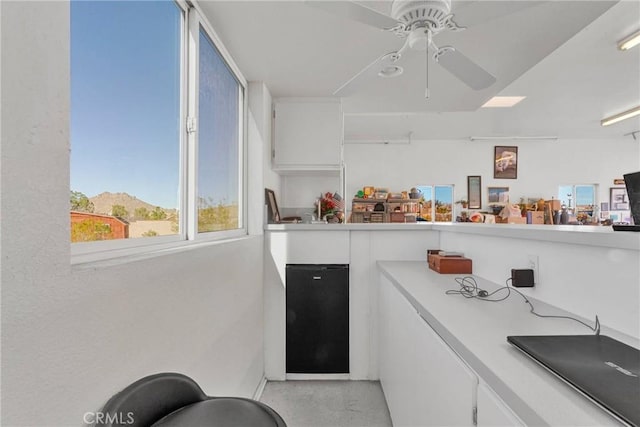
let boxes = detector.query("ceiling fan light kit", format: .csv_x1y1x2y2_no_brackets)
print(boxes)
378,65,404,78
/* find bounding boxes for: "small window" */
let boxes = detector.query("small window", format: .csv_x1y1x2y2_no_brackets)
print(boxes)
416,185,454,222
558,184,597,222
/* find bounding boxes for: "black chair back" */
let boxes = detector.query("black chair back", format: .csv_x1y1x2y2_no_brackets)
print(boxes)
98,373,207,427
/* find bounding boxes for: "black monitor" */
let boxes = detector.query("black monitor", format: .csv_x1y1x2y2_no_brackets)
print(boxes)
613,171,640,231
625,171,640,225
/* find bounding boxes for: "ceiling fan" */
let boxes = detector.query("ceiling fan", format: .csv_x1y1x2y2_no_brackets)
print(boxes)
308,0,510,98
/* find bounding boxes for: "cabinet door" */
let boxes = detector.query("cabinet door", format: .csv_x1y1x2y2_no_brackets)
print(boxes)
477,382,524,427
379,276,477,426
273,101,342,167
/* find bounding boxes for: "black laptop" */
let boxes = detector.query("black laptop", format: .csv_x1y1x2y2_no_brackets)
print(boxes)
613,171,640,231
507,335,640,426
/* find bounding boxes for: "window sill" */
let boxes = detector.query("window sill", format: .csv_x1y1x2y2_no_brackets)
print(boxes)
71,234,257,270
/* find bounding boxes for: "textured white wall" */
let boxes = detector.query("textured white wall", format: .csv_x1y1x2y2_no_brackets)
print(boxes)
248,81,280,200
344,139,640,206
1,3,265,426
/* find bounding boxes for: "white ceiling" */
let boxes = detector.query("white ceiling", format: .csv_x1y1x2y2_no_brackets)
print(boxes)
201,0,640,140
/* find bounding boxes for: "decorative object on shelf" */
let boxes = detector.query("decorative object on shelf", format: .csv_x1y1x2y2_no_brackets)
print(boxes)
467,175,482,209
363,186,375,198
409,188,421,199
470,212,485,223
494,146,518,179
499,204,525,224
374,188,389,199
316,192,344,222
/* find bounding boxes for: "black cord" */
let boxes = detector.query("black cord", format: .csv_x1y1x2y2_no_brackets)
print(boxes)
446,276,601,334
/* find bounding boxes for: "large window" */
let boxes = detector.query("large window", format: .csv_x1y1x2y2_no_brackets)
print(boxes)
70,1,246,253
71,1,182,243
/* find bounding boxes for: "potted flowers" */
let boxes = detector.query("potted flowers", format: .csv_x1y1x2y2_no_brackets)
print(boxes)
455,199,469,209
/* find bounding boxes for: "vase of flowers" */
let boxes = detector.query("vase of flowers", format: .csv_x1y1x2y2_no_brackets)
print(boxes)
315,192,343,222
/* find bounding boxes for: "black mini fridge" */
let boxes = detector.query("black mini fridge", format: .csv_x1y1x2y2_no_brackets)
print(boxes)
286,264,349,374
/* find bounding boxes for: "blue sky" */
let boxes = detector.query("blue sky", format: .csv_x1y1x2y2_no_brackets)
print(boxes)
71,1,181,208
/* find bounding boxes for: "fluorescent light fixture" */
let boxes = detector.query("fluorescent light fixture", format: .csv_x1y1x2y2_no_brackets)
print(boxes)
601,106,640,127
481,96,526,108
469,136,557,141
618,29,640,51
345,132,413,145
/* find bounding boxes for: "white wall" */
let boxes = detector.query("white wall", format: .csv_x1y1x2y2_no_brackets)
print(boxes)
248,81,280,198
281,175,341,214
1,3,266,425
344,138,640,208
439,230,639,338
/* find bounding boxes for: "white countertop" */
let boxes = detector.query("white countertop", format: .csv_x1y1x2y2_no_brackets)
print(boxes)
265,222,434,231
264,222,640,251
377,261,639,426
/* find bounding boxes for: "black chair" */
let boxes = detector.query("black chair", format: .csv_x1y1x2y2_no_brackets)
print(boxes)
98,372,286,427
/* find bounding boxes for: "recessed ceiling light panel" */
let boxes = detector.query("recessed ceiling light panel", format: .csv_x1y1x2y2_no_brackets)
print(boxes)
481,96,526,108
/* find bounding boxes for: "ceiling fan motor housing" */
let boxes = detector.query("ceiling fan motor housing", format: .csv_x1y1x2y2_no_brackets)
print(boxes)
391,0,452,32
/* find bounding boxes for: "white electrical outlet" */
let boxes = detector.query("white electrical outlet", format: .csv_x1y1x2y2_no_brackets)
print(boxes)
527,254,539,284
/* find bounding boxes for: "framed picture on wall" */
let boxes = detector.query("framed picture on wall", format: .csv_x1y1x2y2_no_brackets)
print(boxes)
494,146,518,179
610,187,628,211
488,187,509,204
467,176,482,209
265,188,280,223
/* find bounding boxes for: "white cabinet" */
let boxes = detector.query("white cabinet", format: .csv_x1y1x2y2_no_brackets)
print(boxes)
379,276,526,426
477,382,524,427
379,276,477,426
272,99,342,172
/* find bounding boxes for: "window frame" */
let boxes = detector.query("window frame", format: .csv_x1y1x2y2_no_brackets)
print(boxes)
188,5,248,242
70,0,249,263
558,184,598,211
416,184,455,223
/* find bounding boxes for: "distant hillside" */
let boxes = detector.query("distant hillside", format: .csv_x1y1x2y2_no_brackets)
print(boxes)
90,192,175,218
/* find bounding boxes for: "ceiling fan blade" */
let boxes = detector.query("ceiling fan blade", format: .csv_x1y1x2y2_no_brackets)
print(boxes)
435,48,496,90
454,1,546,28
306,0,400,30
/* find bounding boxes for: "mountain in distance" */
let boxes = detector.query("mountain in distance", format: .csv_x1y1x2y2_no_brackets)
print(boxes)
89,192,176,217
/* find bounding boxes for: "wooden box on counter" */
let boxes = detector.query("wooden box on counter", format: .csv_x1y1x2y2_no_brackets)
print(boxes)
427,252,473,274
